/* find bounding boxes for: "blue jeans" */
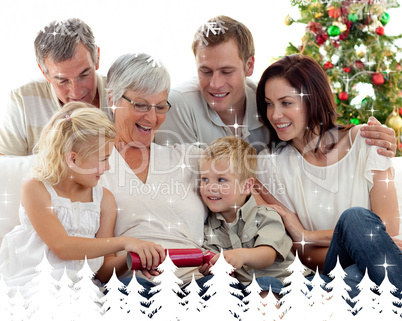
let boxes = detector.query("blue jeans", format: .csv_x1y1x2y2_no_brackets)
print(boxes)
194,274,283,299
120,276,156,300
322,207,402,299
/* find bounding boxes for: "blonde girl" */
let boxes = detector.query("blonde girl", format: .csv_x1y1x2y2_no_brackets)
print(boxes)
0,102,165,296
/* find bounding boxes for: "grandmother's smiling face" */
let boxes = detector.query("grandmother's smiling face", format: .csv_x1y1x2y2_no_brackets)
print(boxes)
113,90,168,148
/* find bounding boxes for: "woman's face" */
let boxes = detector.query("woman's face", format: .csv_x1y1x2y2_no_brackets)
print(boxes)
114,90,168,148
264,77,307,147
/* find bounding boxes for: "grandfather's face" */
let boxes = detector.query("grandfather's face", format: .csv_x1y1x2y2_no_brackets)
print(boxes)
113,90,168,149
41,42,100,107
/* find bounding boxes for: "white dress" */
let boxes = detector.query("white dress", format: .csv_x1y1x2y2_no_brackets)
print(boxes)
101,143,208,283
0,181,104,294
257,129,394,231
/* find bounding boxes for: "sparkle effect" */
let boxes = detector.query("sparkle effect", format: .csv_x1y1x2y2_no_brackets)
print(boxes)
227,114,247,138
293,233,315,254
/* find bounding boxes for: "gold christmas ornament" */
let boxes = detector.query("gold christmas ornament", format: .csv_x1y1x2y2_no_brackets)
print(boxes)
383,48,393,57
315,12,324,19
333,21,347,33
284,14,294,26
386,111,402,131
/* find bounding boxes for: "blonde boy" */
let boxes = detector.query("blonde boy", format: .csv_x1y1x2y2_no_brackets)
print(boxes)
199,136,296,295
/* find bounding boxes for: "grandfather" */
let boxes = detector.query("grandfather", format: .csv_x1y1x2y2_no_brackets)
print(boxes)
0,18,111,156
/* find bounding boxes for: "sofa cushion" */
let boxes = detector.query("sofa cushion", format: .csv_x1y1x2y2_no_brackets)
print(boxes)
0,155,37,244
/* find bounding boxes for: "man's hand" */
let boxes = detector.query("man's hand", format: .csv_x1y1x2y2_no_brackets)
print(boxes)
361,116,397,157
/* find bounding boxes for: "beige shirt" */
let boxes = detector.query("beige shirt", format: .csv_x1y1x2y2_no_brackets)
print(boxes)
203,195,299,284
0,73,112,156
155,77,270,152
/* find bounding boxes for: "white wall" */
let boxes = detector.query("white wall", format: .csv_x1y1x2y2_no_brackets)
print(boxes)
0,0,401,111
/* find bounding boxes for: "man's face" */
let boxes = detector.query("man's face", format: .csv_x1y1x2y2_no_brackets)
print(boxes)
195,39,254,115
41,42,100,106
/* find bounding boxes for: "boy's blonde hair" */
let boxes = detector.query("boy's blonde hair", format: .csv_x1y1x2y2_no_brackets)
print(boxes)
32,102,116,185
201,136,257,182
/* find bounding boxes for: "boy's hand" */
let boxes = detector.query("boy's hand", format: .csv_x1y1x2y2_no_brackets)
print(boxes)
198,263,211,276
210,249,247,269
125,238,165,271
361,116,396,157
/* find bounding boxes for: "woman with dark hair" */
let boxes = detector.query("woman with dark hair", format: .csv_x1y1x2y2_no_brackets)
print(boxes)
256,54,402,296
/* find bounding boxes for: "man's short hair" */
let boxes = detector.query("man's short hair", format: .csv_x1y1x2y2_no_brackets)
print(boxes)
201,136,257,182
34,18,98,75
192,15,255,66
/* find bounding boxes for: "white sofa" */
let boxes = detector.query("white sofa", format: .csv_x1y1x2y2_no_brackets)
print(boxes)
1,155,402,245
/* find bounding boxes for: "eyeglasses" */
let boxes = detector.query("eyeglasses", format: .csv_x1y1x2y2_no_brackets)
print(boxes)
121,95,171,114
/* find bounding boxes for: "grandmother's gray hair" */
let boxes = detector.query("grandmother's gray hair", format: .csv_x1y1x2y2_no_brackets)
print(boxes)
34,18,98,75
106,53,171,106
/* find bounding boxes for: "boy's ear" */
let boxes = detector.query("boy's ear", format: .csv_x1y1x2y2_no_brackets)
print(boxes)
242,177,255,195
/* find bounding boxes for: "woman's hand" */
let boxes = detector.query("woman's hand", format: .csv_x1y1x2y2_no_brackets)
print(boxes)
266,203,306,242
361,116,397,157
125,238,165,272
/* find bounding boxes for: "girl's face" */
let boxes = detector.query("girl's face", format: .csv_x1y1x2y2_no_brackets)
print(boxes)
71,141,113,188
113,90,168,149
264,77,307,148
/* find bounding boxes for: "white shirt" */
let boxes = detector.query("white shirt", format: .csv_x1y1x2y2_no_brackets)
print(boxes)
257,129,394,231
101,143,207,283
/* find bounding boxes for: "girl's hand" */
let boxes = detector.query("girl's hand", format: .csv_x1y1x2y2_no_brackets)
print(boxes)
125,238,165,271
140,267,161,279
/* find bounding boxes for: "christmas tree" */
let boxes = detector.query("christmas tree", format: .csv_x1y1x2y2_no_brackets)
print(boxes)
285,0,402,155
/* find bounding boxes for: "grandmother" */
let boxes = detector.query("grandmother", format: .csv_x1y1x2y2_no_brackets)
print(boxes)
100,53,207,287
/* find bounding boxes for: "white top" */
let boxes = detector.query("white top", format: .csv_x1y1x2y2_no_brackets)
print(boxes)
0,181,104,294
0,73,112,156
155,77,270,152
100,143,207,283
257,129,394,231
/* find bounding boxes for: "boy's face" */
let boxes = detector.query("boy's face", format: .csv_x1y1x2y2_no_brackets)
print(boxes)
200,159,253,222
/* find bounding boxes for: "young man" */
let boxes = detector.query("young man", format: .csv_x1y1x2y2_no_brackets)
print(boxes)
155,15,397,156
0,18,112,156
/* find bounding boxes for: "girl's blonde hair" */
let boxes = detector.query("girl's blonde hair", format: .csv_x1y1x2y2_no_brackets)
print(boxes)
32,102,116,185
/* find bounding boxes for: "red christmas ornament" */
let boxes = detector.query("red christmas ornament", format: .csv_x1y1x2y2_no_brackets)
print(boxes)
307,21,323,34
328,6,341,19
324,61,333,69
376,27,385,35
316,32,328,45
338,91,349,101
355,60,365,69
372,73,385,86
399,107,402,116
343,67,351,73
